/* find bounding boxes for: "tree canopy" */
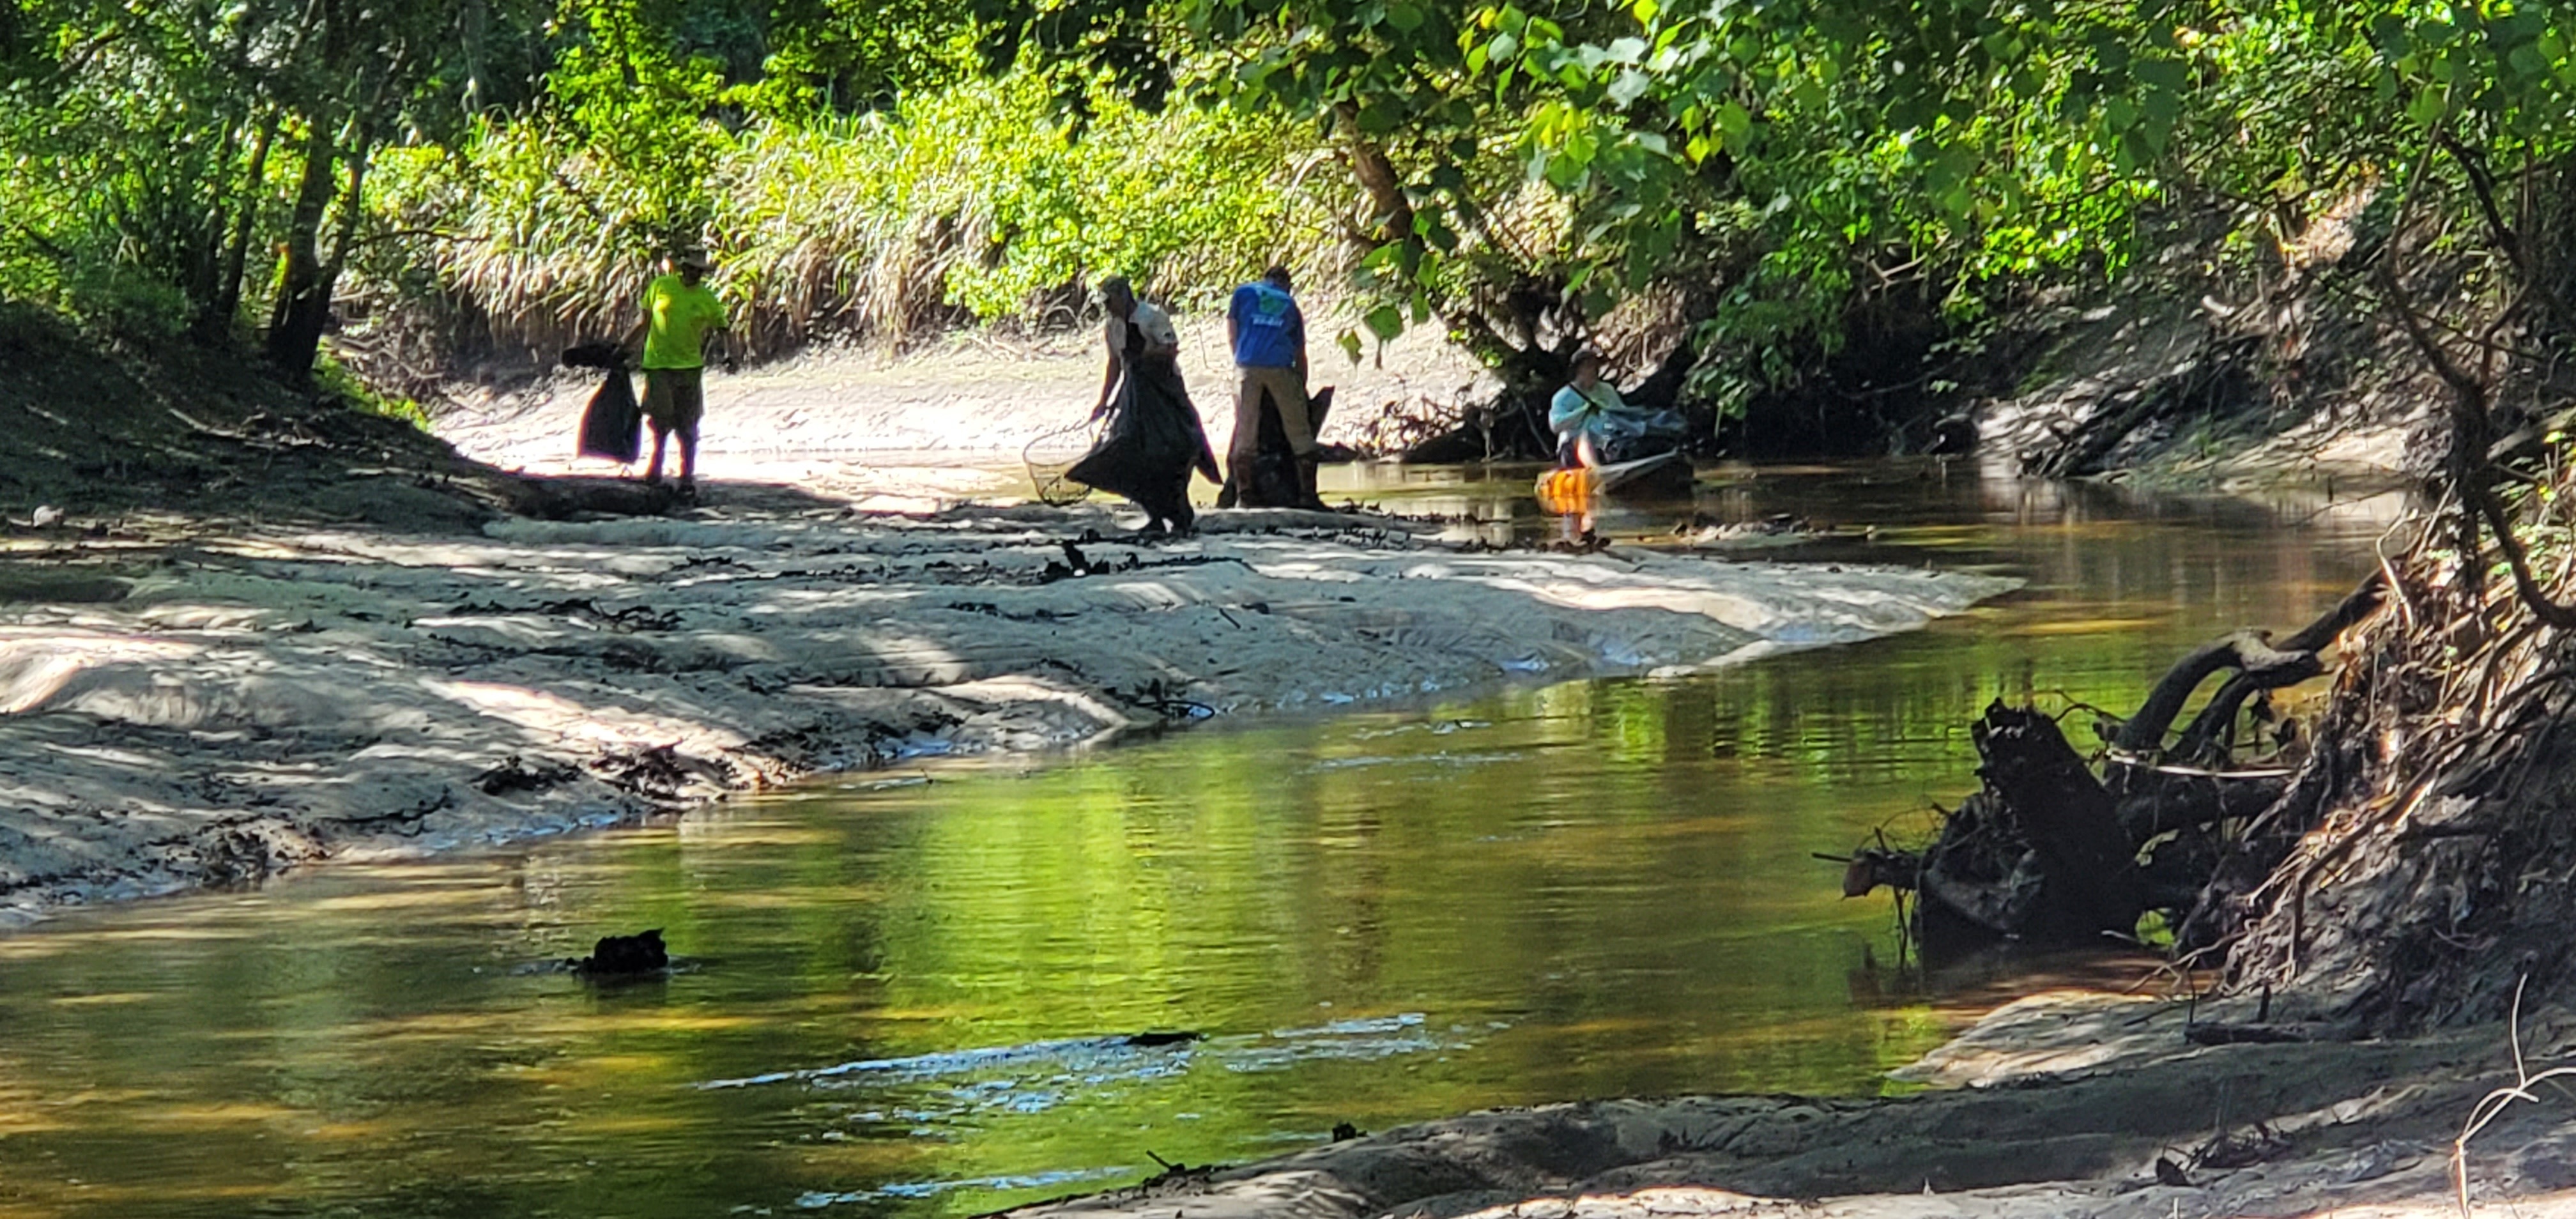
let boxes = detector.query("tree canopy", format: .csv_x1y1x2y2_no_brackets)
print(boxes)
0,0,2569,413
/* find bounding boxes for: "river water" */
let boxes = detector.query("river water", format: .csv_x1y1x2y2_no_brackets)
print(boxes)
0,464,2404,1218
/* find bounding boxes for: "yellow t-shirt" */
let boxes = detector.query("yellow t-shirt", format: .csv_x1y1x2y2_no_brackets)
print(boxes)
640,273,727,371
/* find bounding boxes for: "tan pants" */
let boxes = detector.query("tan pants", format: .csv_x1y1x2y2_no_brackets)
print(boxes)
1230,364,1315,469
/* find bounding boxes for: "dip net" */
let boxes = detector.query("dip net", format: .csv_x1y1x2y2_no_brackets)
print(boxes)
1023,413,1101,507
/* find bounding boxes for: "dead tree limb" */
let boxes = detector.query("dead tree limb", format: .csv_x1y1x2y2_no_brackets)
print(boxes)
2173,656,2326,762
2115,574,2385,755
2114,632,2320,753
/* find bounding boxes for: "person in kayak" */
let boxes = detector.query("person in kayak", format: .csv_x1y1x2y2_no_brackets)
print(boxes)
1548,347,1686,468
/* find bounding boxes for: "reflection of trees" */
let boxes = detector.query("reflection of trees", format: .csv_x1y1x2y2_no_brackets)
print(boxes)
0,468,2407,1216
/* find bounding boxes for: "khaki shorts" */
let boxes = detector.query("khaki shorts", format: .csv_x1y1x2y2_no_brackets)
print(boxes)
642,367,705,433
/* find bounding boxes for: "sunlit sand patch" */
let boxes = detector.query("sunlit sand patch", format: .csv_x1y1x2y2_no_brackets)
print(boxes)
133,1101,307,1129
785,1138,936,1174
273,1119,402,1144
42,926,244,944
668,824,844,848
569,1112,693,1137
0,632,203,712
0,1083,70,1134
1886,989,2174,1089
1542,1015,1669,1041
12,1087,157,1112
860,1004,995,1023
316,1009,767,1048
10,1181,289,1208
689,890,839,910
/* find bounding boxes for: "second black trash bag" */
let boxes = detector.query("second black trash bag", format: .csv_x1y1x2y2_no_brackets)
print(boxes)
1239,384,1333,509
565,342,642,464
576,368,643,463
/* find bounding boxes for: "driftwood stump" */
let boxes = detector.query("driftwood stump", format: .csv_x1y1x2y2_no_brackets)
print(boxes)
1851,574,2387,951
1972,703,2146,939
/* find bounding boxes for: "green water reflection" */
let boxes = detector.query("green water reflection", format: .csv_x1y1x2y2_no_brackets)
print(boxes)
0,465,2403,1218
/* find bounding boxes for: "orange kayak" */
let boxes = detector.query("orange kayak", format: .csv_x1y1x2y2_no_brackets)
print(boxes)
1534,452,1689,513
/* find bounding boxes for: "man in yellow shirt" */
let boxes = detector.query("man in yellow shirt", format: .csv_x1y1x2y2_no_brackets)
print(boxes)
621,247,732,495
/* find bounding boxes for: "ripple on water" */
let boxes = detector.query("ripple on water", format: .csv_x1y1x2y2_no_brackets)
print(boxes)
699,1014,1470,1128
785,1166,1134,1211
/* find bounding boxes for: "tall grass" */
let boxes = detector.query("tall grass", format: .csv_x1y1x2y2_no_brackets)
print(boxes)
365,73,1344,362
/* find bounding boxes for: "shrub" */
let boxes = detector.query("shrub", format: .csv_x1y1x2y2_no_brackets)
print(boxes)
364,68,1340,362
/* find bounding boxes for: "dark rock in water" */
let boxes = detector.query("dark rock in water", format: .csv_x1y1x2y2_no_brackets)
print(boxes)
1123,1030,1202,1048
575,928,668,976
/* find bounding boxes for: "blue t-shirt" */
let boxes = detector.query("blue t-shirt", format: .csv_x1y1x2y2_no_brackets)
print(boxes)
1228,282,1304,368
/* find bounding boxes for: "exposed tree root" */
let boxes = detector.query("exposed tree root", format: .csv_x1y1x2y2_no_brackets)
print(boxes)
1848,574,2389,954
2220,500,2576,1030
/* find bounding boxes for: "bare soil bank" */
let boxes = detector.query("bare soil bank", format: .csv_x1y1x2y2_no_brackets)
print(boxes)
1004,990,2576,1219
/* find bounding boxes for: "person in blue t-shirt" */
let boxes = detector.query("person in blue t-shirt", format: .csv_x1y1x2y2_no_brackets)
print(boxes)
1222,266,1325,509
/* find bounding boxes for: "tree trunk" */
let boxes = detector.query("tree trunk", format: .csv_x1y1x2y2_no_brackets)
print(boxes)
460,0,490,114
265,111,340,374
322,134,376,282
207,111,280,340
1336,107,1414,253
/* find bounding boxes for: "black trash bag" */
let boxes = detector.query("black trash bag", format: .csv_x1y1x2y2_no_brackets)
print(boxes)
1066,342,1219,529
563,340,642,463
1239,384,1335,509
561,340,627,371
575,368,643,463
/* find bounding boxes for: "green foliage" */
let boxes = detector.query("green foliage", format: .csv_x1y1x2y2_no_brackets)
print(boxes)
313,351,432,429
0,0,981,369
367,67,1331,352
546,1,738,250
10,0,2576,422
970,0,2576,422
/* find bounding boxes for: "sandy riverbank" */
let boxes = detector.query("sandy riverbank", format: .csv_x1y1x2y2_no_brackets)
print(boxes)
1000,986,2576,1219
0,491,2009,925
19,314,2513,1219
433,314,1496,502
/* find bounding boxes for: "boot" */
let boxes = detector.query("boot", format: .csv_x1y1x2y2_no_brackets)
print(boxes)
1215,479,1238,510
1294,455,1329,512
